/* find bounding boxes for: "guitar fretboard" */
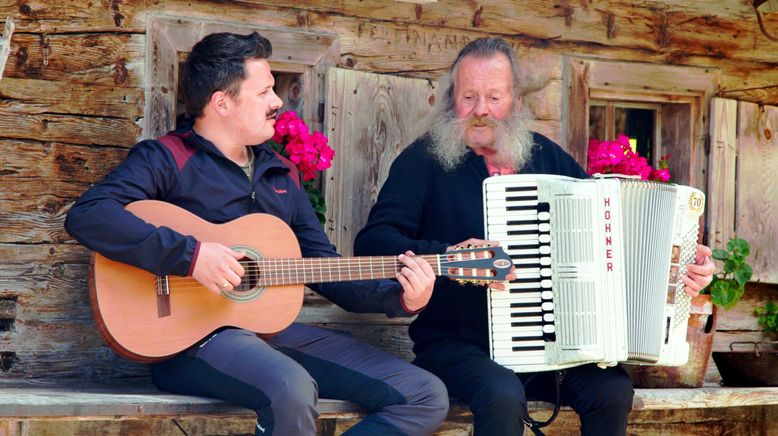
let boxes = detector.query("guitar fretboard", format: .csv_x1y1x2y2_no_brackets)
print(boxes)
254,255,442,286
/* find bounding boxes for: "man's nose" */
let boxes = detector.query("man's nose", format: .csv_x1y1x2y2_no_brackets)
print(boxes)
473,96,489,116
271,90,283,109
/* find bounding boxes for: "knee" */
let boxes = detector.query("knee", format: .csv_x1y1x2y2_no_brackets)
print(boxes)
406,371,450,432
271,372,318,411
578,368,634,413
471,377,526,422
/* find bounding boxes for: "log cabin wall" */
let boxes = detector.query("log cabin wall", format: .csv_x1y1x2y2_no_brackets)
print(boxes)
0,0,776,382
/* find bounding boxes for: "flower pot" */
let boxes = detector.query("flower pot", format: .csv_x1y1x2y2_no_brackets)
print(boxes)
712,341,778,387
625,294,717,388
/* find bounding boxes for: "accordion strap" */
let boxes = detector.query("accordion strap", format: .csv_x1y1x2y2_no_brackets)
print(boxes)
523,370,563,436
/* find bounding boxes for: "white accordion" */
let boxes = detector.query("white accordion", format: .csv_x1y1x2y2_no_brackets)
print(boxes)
483,174,706,372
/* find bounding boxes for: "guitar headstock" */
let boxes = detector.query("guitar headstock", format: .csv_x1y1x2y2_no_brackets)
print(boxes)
441,245,513,284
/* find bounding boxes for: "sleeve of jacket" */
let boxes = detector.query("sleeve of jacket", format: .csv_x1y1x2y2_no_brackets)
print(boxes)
287,171,413,318
354,140,450,257
64,140,199,277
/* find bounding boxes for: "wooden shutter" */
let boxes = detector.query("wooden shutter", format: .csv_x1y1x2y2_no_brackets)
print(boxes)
323,68,436,256
708,98,778,284
735,102,778,283
562,57,590,168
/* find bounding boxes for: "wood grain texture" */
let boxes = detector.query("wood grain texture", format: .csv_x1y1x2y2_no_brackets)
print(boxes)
323,68,436,256
736,102,778,284
707,98,738,250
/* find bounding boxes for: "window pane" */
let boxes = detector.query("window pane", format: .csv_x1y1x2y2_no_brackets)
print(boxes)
614,107,655,164
589,105,606,142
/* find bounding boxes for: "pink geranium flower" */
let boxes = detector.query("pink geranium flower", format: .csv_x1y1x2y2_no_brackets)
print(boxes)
267,111,336,224
587,135,671,183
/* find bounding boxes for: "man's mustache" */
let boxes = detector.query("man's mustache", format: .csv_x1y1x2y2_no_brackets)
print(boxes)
467,116,497,128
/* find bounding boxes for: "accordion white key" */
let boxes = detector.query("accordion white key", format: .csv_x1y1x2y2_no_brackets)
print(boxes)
483,174,706,373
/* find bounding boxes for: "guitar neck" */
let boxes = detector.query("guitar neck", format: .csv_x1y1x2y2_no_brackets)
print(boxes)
255,254,442,286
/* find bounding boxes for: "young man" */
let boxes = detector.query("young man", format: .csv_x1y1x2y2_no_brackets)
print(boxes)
65,32,448,436
354,37,715,436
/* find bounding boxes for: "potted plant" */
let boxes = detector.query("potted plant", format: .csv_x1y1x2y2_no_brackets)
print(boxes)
710,254,778,387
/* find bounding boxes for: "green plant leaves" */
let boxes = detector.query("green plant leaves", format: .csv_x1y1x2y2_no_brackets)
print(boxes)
703,237,752,310
755,300,778,334
734,264,753,287
711,249,730,261
727,238,750,257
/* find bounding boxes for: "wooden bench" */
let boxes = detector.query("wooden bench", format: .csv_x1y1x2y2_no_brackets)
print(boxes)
2,379,777,435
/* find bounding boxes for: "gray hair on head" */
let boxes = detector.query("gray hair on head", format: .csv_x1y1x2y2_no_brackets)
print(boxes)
438,37,523,114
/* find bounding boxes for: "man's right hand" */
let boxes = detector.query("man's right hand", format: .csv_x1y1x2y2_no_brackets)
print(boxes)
191,242,245,295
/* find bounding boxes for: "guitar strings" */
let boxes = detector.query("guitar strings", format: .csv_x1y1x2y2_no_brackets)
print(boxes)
152,255,502,289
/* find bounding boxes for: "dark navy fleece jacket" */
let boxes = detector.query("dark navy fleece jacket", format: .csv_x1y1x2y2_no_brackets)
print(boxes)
65,123,412,318
354,132,588,353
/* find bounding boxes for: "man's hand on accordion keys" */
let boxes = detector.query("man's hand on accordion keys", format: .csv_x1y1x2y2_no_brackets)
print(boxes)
446,238,516,290
681,244,715,297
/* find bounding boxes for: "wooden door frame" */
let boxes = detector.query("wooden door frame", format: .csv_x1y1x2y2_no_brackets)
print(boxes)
143,15,339,139
562,56,719,189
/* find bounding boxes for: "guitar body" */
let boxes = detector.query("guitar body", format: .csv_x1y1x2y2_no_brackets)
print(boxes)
90,200,304,362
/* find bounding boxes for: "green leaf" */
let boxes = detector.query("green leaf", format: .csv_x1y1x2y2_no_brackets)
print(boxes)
711,249,730,261
710,280,739,310
766,300,778,314
723,259,738,274
734,264,753,286
727,238,750,257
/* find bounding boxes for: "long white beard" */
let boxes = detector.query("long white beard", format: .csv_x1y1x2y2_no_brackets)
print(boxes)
429,108,534,172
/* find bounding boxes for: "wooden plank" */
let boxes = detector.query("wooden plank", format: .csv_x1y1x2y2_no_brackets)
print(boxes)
3,2,778,105
716,283,778,332
11,0,778,66
323,68,436,256
0,386,775,419
2,33,145,87
707,98,738,250
736,102,778,284
661,103,693,186
0,111,140,147
0,77,143,118
562,57,589,166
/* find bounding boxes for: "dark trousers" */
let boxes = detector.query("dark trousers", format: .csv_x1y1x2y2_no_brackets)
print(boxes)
413,339,634,436
150,324,449,435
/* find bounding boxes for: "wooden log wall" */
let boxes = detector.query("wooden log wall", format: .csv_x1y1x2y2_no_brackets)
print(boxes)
0,0,776,382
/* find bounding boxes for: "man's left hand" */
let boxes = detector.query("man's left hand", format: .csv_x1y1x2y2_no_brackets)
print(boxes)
397,250,436,312
681,244,715,297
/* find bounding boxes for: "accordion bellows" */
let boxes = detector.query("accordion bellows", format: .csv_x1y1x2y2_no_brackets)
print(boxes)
484,174,706,372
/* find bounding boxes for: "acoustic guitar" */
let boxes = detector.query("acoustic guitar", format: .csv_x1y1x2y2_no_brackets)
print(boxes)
90,200,513,362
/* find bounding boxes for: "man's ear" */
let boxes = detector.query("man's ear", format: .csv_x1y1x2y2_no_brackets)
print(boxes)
209,90,231,117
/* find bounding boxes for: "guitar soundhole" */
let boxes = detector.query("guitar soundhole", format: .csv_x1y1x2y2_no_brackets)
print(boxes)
235,258,259,293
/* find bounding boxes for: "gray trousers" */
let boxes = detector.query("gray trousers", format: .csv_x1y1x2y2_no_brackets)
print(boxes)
150,324,449,435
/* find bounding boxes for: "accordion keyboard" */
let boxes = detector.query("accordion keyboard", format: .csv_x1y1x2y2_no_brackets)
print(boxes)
485,181,558,367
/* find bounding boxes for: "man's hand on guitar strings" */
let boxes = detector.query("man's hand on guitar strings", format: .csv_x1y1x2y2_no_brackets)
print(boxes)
396,251,436,312
681,244,715,297
191,242,246,294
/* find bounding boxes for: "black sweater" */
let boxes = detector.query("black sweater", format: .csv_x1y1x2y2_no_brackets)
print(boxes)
354,132,588,354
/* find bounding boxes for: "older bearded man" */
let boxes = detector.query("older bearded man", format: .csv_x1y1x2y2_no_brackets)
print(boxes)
354,37,714,436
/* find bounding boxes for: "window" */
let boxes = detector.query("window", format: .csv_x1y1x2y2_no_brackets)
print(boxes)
563,57,719,186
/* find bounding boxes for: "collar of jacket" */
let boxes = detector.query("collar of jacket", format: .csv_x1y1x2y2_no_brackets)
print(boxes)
172,123,292,179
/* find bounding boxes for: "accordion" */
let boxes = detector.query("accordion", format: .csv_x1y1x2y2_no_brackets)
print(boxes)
483,174,706,372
